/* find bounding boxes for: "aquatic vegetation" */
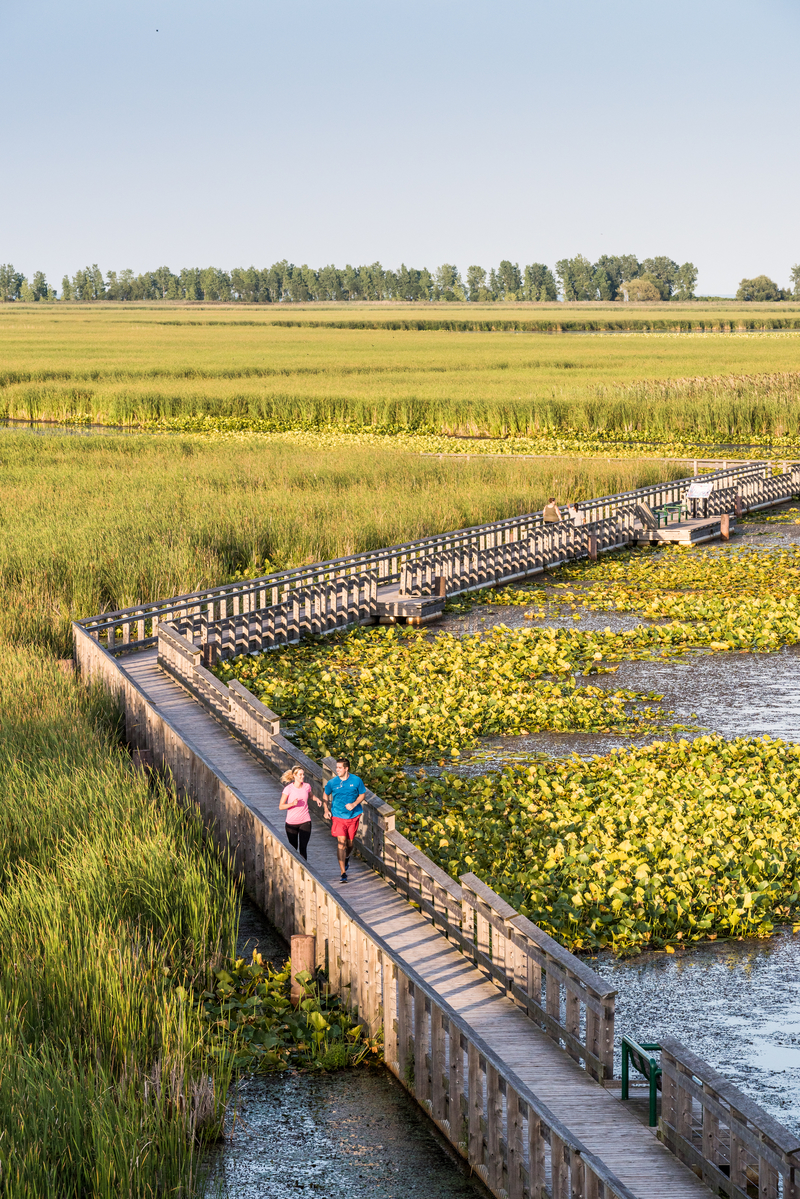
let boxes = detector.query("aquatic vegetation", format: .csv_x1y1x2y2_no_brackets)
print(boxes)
401,735,800,954
199,953,379,1072
215,623,669,771
217,533,800,954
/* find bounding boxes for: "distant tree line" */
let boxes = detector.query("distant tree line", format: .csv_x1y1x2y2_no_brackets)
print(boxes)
0,255,797,303
735,271,799,302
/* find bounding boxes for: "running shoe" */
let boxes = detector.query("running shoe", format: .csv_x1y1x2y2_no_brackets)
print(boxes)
340,872,348,882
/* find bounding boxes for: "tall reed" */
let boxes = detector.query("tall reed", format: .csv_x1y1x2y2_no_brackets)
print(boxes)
0,647,239,1196
0,431,683,655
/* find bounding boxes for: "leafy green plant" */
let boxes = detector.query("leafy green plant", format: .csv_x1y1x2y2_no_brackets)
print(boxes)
197,953,380,1072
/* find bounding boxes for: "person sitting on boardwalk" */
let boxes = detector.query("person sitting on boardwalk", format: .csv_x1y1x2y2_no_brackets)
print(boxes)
543,497,562,523
323,757,366,883
279,766,313,860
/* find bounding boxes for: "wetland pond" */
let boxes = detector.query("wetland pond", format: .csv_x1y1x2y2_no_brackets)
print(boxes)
211,517,800,1193
434,517,800,1134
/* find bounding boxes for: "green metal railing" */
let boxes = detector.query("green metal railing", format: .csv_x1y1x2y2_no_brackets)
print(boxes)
621,1036,661,1127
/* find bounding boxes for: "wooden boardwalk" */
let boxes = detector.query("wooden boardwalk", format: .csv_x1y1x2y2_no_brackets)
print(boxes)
123,646,712,1199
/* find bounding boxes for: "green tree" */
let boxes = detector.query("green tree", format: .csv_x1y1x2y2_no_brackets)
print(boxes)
466,265,487,301
790,264,800,299
341,264,361,300
522,264,556,301
591,255,640,301
640,256,679,299
673,262,698,300
434,264,465,301
152,265,177,300
556,255,596,301
318,264,344,301
736,275,782,302
199,266,231,301
266,262,287,302
31,271,49,300
0,264,24,301
230,267,258,302
180,267,201,301
300,265,319,300
60,275,73,301
71,264,105,301
19,278,35,302
497,260,522,299
617,277,662,302
362,263,387,300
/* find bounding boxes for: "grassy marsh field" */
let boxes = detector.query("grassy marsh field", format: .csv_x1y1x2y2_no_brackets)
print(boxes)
2,301,799,1188
0,431,678,655
0,647,238,1195
3,304,800,449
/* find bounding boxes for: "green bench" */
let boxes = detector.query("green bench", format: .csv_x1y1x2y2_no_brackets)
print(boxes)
621,1036,661,1127
655,502,684,527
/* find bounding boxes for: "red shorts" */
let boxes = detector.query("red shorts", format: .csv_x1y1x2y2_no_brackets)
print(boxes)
331,815,360,841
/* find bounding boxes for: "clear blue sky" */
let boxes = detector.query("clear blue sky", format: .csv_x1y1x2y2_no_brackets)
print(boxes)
3,0,799,295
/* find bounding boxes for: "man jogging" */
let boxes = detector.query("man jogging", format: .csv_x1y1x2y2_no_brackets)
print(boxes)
323,758,366,882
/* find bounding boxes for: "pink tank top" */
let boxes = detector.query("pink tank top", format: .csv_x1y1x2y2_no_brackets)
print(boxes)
282,782,312,825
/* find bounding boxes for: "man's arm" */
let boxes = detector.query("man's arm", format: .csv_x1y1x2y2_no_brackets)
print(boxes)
346,788,367,812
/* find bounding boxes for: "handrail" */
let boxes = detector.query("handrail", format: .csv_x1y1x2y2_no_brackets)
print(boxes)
621,1036,662,1127
660,1036,800,1198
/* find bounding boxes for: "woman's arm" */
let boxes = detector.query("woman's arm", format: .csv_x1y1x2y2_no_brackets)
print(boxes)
279,790,297,811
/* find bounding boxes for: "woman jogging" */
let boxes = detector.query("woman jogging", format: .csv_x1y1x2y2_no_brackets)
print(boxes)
323,757,366,882
279,766,313,860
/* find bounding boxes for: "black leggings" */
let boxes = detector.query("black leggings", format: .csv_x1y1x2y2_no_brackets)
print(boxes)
285,821,312,860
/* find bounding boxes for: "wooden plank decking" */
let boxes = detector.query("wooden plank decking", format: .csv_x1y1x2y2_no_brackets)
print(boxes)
123,647,711,1198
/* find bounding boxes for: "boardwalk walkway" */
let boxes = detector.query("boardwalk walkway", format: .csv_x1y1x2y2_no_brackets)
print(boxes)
123,646,711,1199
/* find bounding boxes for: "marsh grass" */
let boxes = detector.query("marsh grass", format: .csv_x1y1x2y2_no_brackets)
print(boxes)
5,307,800,446
0,431,680,656
0,647,239,1195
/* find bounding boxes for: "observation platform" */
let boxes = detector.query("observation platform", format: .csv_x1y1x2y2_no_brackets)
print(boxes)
375,583,445,626
634,515,736,545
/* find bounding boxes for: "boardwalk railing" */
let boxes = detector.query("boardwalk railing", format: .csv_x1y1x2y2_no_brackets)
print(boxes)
399,512,634,597
74,619,638,1199
660,1037,800,1199
388,961,636,1199
76,459,799,655
157,620,617,1085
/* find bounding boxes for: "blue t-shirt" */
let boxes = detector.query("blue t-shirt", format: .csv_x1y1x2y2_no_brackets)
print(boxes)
324,774,365,820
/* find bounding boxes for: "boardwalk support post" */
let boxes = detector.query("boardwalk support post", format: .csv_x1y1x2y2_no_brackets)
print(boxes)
290,933,316,1004
720,513,730,540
